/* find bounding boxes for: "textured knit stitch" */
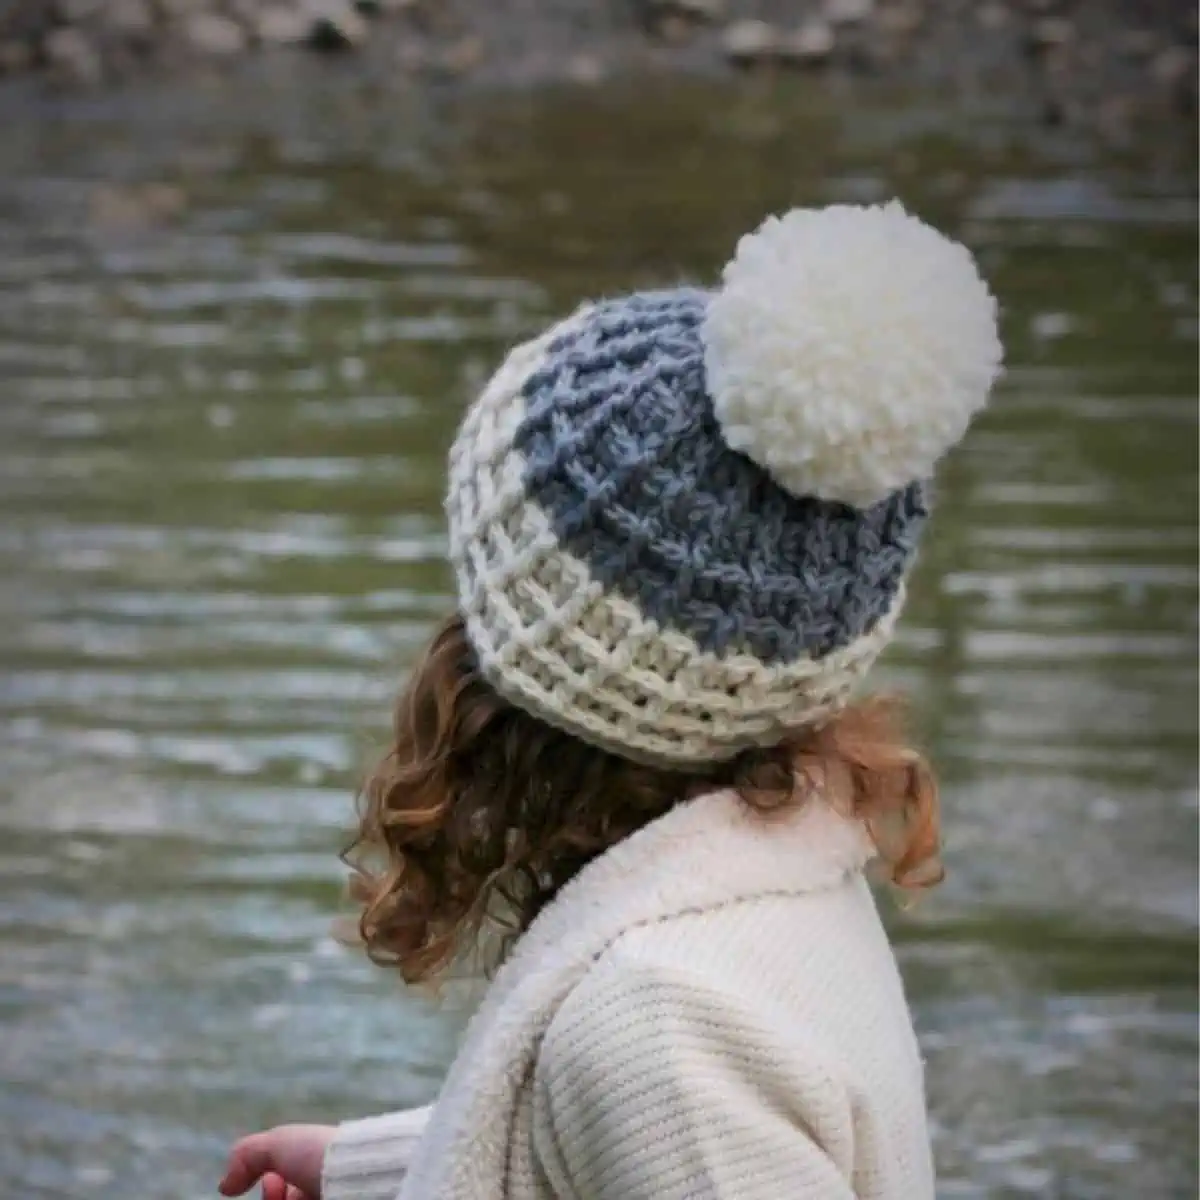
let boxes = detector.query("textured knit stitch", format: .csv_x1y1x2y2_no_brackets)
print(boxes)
446,312,910,767
322,1107,432,1200
514,291,927,663
321,792,935,1200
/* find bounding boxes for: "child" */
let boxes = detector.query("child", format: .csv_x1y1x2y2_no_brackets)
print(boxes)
219,202,1002,1200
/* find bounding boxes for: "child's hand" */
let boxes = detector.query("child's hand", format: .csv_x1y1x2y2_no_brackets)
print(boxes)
219,1123,335,1200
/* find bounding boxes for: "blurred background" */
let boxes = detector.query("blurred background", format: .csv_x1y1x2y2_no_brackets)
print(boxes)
0,2,1196,1198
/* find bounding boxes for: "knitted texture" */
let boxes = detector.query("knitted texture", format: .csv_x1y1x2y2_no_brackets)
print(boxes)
516,292,926,663
447,301,919,767
446,204,999,766
322,1106,432,1200
323,792,935,1199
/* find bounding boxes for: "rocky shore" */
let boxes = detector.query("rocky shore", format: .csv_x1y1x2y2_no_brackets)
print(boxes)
0,0,1195,147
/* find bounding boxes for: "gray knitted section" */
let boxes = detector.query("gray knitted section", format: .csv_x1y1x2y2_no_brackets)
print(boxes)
514,290,927,664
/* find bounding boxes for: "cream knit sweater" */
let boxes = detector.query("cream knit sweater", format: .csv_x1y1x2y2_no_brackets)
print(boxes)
322,792,935,1200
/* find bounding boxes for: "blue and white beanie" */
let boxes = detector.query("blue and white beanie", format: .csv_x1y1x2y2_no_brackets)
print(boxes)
447,203,1002,768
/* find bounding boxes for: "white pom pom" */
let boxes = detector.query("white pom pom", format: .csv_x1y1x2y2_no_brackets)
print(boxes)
703,202,1003,508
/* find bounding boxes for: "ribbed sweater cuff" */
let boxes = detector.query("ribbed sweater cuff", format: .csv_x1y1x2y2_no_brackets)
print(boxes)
321,1105,433,1200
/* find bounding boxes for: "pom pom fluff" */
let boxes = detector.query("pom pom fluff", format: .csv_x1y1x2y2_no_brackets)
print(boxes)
703,202,1003,508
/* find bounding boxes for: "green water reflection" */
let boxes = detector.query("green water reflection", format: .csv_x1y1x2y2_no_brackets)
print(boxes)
0,72,1195,1199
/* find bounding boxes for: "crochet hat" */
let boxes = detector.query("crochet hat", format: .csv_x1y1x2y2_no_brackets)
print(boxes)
446,202,1002,768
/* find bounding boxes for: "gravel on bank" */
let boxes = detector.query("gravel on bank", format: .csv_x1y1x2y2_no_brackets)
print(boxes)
0,0,1196,149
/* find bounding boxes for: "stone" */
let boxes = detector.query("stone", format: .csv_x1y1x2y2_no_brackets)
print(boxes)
1150,46,1194,88
257,5,310,44
395,39,425,70
565,52,605,85
43,27,104,84
0,40,33,74
723,19,779,65
435,35,484,75
876,3,924,37
644,0,725,20
1028,17,1074,50
92,181,187,229
143,184,186,224
976,2,1008,31
1095,95,1138,147
227,0,266,23
155,0,208,15
61,0,104,19
653,15,696,43
1038,44,1072,82
824,0,873,25
183,13,248,56
306,0,369,49
1115,29,1159,60
88,184,150,231
780,20,835,64
106,0,156,40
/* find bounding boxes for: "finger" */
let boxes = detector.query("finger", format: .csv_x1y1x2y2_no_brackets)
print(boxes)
285,1186,309,1200
218,1135,276,1196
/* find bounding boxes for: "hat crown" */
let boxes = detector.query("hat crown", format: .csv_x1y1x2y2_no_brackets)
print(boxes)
445,204,1002,766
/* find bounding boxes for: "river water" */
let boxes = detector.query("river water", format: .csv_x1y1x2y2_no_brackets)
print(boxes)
0,66,1195,1200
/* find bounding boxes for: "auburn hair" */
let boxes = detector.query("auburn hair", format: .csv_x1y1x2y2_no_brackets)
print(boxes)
344,614,942,984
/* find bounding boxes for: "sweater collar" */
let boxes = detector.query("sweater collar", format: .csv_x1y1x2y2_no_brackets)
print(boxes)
507,788,876,981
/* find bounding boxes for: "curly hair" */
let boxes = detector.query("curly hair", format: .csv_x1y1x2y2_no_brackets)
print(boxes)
344,614,942,985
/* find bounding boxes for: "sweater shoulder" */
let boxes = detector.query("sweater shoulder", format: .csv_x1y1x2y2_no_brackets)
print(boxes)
540,881,878,1077
539,873,919,1096
590,870,893,1007
531,915,864,1194
529,876,931,1199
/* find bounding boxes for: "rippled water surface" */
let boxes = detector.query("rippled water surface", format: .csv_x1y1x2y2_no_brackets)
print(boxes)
0,69,1196,1200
